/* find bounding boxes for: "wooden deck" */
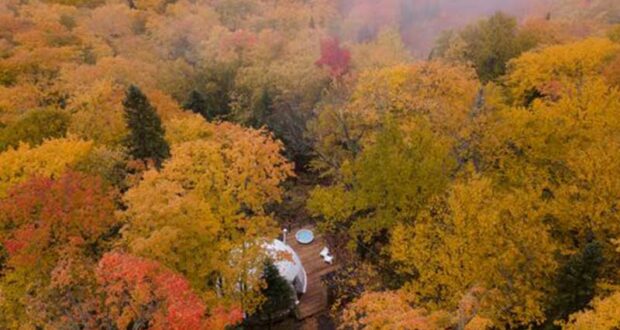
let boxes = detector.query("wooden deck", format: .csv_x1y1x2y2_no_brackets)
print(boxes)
285,226,339,320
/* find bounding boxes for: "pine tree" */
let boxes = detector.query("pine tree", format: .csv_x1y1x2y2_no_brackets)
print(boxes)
257,260,295,326
123,85,170,168
250,89,273,128
0,244,6,273
182,90,211,121
546,240,604,327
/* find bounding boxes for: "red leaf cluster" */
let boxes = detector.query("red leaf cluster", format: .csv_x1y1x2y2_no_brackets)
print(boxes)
97,253,243,330
316,37,351,78
220,29,257,53
0,171,118,266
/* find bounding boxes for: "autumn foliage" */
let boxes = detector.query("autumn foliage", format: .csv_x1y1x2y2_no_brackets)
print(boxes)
0,171,118,265
0,171,118,327
122,120,293,313
97,253,243,330
0,0,620,329
316,37,351,78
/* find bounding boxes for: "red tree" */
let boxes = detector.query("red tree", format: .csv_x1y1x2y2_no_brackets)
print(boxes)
316,37,351,78
0,171,119,267
0,171,120,327
97,252,243,330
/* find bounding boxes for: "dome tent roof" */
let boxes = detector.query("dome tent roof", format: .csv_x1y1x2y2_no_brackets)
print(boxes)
262,239,305,284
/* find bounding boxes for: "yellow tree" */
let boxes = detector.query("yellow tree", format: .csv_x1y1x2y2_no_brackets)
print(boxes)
389,176,558,327
66,80,127,147
0,1,83,121
477,77,620,260
0,137,94,196
308,120,454,247
561,292,620,330
122,122,293,313
340,289,493,330
349,28,412,71
310,61,479,172
340,291,453,330
517,18,579,48
504,38,620,106
163,114,215,145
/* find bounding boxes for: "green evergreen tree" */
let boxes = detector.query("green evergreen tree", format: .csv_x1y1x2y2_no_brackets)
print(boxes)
609,24,620,43
201,64,235,120
257,259,295,326
0,244,6,273
123,85,170,168
545,240,604,328
461,12,526,82
432,12,537,82
250,89,273,128
182,90,211,121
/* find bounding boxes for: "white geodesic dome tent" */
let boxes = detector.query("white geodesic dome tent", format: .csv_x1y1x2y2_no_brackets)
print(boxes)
263,239,307,294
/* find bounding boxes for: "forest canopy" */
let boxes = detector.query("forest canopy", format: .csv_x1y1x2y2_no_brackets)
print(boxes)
0,0,620,329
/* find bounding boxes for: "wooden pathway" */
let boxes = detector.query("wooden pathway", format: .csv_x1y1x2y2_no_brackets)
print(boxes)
285,226,339,320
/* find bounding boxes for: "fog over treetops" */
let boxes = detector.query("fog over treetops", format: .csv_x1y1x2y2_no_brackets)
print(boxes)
1,0,620,328
338,0,616,56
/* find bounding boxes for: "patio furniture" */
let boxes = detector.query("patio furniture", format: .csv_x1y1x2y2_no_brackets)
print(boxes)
295,229,314,244
319,247,329,258
320,246,334,264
